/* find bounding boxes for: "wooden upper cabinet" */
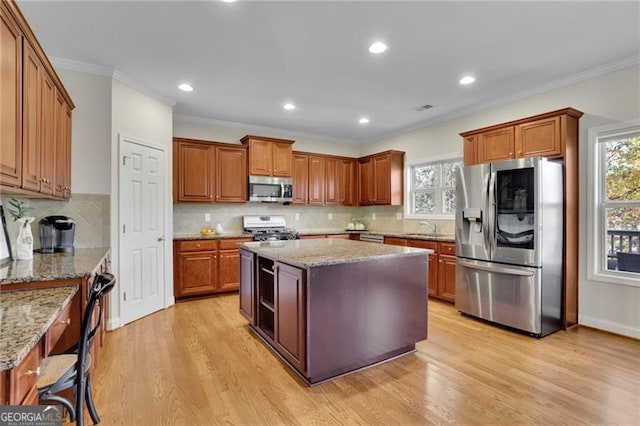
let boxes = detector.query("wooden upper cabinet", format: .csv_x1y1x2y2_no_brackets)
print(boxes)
325,157,339,205
515,116,561,158
308,155,325,205
241,135,294,177
0,5,22,187
216,145,247,203
40,71,55,195
461,108,582,166
1,2,74,199
339,159,356,206
53,91,66,198
173,139,248,204
463,135,477,166
358,157,373,205
21,42,42,193
246,138,272,175
272,141,293,177
372,154,391,205
292,153,308,204
358,151,404,206
476,127,514,164
175,141,215,202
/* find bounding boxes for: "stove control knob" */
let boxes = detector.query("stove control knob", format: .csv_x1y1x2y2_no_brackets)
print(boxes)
287,233,297,240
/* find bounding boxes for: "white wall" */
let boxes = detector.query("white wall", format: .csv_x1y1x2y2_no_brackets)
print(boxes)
56,69,112,194
173,118,360,157
110,80,174,329
365,65,640,338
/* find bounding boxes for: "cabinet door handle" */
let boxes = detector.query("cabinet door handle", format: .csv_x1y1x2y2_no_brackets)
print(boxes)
209,195,213,199
518,150,522,154
22,367,40,377
196,244,201,248
57,318,71,326
509,152,513,156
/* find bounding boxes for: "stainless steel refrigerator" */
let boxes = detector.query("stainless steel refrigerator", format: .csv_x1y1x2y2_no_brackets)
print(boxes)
455,157,564,337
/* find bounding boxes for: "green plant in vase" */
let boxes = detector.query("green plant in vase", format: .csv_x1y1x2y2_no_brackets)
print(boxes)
7,198,35,260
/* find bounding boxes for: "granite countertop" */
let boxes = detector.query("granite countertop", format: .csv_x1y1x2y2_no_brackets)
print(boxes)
0,286,78,370
174,230,455,242
0,247,110,285
173,232,253,241
242,238,431,268
374,232,455,242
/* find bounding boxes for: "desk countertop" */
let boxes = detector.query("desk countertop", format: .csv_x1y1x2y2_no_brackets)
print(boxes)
0,286,78,370
0,247,110,286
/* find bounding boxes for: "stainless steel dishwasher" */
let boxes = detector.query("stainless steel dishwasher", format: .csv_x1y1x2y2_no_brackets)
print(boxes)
359,234,384,244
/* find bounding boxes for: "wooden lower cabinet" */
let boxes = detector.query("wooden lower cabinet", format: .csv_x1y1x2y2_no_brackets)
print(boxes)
239,249,255,322
407,240,438,298
382,238,456,302
274,262,306,372
175,242,218,298
174,238,252,299
437,254,456,303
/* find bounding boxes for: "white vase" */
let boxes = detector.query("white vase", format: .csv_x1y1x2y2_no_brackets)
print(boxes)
16,217,35,260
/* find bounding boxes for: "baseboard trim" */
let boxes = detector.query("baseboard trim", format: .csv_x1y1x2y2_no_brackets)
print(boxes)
106,316,121,331
579,315,640,339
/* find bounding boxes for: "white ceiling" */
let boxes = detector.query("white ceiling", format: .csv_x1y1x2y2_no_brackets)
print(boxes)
18,1,640,144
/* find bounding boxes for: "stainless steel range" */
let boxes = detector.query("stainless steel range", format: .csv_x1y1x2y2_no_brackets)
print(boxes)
243,215,299,241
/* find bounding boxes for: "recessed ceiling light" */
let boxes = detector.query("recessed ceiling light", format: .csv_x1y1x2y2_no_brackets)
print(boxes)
283,103,296,110
359,117,370,124
178,83,193,92
368,41,387,54
221,0,236,3
459,76,476,85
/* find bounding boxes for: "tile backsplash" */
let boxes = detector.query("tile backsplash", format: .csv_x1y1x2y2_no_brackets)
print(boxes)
173,202,454,235
1,194,110,254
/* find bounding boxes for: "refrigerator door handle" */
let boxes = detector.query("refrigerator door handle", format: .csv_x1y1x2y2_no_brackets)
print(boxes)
457,259,535,277
487,171,497,254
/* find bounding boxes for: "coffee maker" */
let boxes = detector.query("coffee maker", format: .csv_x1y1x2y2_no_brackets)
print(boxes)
39,216,75,253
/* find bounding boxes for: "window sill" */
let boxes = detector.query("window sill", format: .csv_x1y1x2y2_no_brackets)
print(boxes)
588,269,640,288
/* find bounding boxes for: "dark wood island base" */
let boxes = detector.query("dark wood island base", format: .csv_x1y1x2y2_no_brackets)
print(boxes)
239,239,429,385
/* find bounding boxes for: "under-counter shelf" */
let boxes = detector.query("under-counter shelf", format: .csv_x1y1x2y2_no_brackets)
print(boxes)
259,297,275,312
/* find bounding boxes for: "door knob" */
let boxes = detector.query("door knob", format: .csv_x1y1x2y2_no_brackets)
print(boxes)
158,237,165,242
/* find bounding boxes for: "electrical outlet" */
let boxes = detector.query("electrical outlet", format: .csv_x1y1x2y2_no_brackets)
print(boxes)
204,213,211,222
295,213,300,221
372,213,376,220
396,212,403,220
328,213,333,220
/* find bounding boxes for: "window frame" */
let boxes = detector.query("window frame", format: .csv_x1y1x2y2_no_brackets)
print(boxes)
405,153,463,220
586,120,640,287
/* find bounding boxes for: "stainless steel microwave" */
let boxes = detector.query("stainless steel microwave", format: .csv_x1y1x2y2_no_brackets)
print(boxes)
248,176,293,203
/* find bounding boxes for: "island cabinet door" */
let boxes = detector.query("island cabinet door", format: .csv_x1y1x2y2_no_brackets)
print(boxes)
239,249,255,323
275,262,307,373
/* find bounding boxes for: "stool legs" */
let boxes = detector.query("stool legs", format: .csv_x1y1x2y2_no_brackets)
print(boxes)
85,374,101,424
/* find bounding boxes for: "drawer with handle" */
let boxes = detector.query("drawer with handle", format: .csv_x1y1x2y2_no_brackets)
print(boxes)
10,344,41,405
44,299,73,354
218,238,252,250
439,242,456,256
179,240,217,252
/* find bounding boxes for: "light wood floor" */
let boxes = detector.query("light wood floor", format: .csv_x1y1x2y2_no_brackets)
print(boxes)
91,295,640,425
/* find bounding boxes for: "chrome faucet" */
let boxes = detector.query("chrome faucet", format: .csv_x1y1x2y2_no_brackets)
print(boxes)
419,221,437,235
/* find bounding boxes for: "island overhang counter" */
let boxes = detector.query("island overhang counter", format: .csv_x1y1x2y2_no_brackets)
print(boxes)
239,238,430,385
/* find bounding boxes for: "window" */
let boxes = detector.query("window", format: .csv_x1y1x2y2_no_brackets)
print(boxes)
588,122,640,285
406,157,462,218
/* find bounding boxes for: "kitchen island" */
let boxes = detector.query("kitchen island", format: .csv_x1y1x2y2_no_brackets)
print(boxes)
239,238,429,385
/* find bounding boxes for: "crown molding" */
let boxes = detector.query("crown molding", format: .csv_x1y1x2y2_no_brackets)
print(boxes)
50,56,113,77
367,55,640,144
173,114,358,145
49,57,177,107
111,70,177,107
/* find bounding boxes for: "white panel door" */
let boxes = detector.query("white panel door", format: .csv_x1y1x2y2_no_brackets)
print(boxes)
119,138,165,324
